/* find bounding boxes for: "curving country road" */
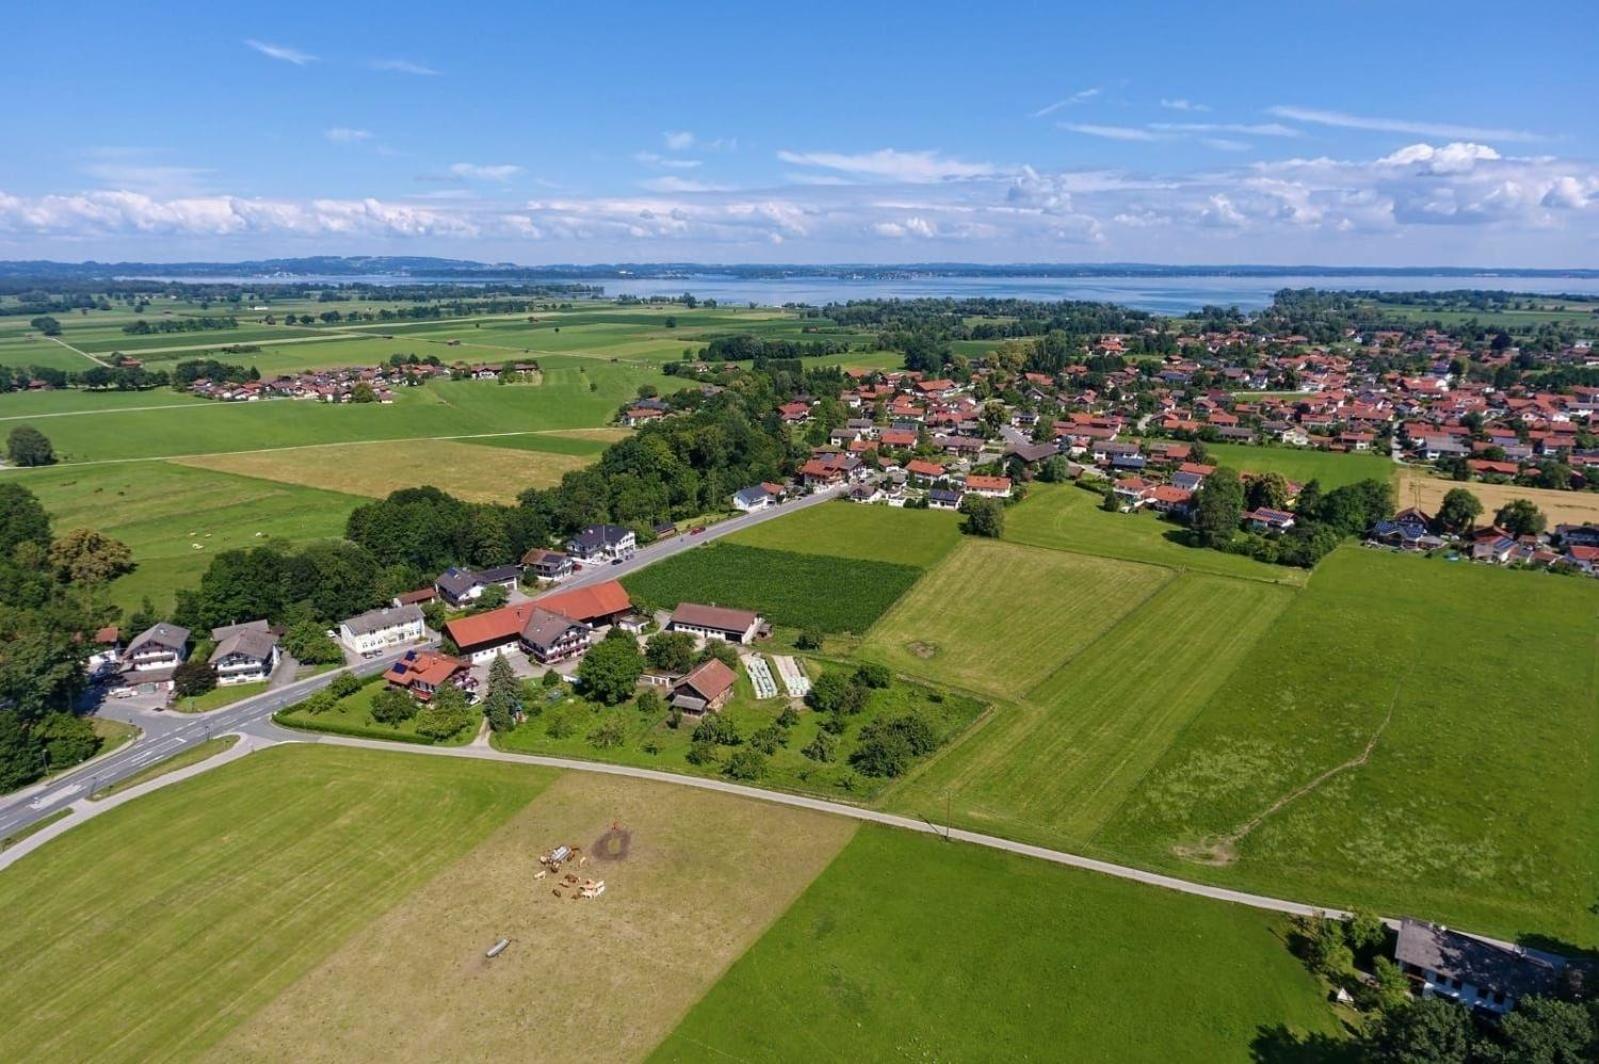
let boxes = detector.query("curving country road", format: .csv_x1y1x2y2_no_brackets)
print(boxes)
0,483,845,840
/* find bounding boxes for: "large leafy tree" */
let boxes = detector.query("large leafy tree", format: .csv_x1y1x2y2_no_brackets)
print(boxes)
1436,488,1483,534
1494,497,1547,538
6,425,55,467
1190,467,1246,545
577,628,644,705
49,528,134,585
1361,998,1474,1064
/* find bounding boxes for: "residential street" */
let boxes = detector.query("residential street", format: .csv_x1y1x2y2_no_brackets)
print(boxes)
0,484,844,841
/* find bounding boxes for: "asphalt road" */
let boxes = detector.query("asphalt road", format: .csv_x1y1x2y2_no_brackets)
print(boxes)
0,649,413,838
0,485,845,839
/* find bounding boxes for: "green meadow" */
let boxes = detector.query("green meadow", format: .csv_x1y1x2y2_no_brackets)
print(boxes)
16,461,366,612
0,746,553,1063
727,499,962,568
1199,442,1396,489
1004,482,1307,585
1098,547,1599,947
653,826,1341,1063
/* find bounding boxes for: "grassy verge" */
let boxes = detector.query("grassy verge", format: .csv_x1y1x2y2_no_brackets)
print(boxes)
1,809,71,852
90,736,240,800
172,681,268,713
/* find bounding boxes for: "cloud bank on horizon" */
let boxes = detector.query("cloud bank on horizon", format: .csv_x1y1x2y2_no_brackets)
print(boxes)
0,2,1592,266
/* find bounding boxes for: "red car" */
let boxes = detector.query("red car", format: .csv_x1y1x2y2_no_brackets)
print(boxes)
689,526,706,535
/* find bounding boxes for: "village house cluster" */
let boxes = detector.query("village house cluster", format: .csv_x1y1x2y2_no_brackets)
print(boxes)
184,359,540,402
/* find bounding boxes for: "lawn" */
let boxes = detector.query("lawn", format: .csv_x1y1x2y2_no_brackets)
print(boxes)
494,661,984,801
652,826,1344,1063
214,771,856,1062
1098,547,1599,948
860,538,1172,699
275,678,479,745
175,437,591,504
17,461,367,612
622,543,924,634
1005,482,1308,585
1201,442,1396,489
172,680,267,713
727,499,962,569
0,745,554,1062
886,573,1295,847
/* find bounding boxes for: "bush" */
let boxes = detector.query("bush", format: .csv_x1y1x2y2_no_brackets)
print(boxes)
851,712,940,777
588,717,626,749
795,628,824,651
328,672,362,699
806,671,866,715
748,724,786,754
173,659,217,698
414,685,474,740
802,730,838,763
853,662,891,689
692,712,740,746
685,738,720,765
776,706,799,728
302,690,338,715
369,686,418,724
724,748,767,781
283,620,344,665
697,640,740,668
644,631,696,673
635,689,664,716
273,710,440,745
545,709,578,739
541,669,564,688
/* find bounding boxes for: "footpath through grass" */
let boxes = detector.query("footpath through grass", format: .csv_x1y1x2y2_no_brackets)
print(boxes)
652,825,1343,1062
0,745,554,1063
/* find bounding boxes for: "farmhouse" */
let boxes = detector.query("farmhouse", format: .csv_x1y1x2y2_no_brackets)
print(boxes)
520,547,574,581
732,482,786,513
444,580,631,663
208,620,280,685
119,622,190,694
1244,507,1296,534
385,649,478,703
1394,919,1566,1015
339,604,426,656
434,564,521,606
667,603,764,645
566,523,636,564
669,658,738,715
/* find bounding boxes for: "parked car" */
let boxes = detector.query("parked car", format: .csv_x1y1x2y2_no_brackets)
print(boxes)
690,526,706,535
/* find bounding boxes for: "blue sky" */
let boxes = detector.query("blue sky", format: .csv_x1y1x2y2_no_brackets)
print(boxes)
1,0,1594,265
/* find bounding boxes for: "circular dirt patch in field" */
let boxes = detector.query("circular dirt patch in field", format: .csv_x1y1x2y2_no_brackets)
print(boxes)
906,641,938,659
592,827,632,861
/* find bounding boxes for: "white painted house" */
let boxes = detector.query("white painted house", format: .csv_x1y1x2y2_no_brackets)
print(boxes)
339,604,426,657
208,620,280,686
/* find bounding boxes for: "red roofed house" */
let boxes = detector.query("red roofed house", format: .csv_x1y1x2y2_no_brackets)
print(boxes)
667,603,764,645
385,649,478,703
444,580,631,663
1151,484,1194,514
963,474,1012,498
905,458,945,483
669,658,738,715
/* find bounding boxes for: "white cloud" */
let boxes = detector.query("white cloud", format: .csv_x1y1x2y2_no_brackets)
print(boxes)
776,148,996,182
324,127,374,143
1267,106,1547,143
1377,141,1499,174
1058,123,1160,142
449,162,523,182
1201,138,1251,152
638,176,733,193
370,58,439,76
244,39,316,65
1150,122,1301,138
663,130,696,151
1031,88,1100,118
634,151,702,170
1160,98,1210,112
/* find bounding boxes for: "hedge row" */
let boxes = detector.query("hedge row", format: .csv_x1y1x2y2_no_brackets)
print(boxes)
271,709,442,746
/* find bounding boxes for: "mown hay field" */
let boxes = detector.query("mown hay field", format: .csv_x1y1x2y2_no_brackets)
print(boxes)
860,538,1172,699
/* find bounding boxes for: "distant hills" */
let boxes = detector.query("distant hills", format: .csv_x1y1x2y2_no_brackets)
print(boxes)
0,257,1595,282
